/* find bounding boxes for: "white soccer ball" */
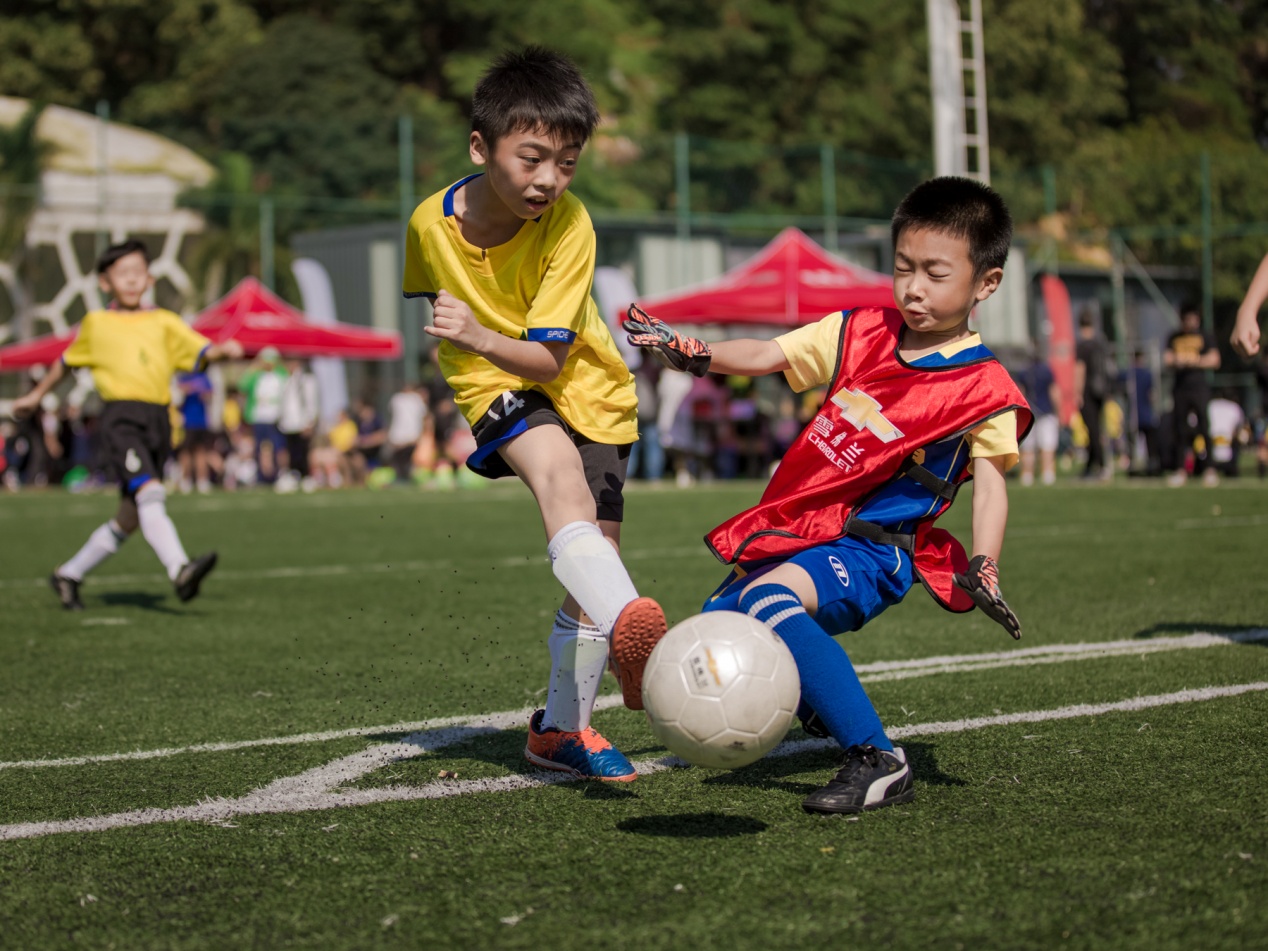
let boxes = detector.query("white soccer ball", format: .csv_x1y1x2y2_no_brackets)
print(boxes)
642,611,801,770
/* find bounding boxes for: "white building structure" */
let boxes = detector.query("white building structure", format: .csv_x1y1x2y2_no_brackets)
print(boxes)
0,96,214,343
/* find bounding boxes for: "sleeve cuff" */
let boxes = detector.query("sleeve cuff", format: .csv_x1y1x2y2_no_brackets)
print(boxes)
526,328,577,344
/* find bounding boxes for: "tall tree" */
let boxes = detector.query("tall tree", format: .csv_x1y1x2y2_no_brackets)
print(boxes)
207,15,401,207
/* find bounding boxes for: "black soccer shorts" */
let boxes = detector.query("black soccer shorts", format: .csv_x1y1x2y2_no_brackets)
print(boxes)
468,389,631,522
100,400,173,497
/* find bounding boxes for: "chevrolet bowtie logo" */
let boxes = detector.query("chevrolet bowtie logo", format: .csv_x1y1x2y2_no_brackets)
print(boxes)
830,387,904,442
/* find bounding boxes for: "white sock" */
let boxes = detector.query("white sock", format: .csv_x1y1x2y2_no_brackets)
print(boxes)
59,520,128,582
547,521,639,636
541,610,609,733
135,483,189,581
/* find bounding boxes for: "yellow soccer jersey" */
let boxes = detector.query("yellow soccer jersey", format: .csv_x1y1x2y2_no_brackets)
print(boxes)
777,311,1019,469
62,308,210,405
402,175,637,444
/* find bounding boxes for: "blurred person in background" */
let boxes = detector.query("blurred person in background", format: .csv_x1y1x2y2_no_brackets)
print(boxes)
176,368,215,493
1123,350,1160,476
0,420,11,490
627,360,664,481
386,381,430,484
1207,389,1246,478
1016,348,1060,486
354,398,386,475
307,431,345,489
240,347,288,484
1074,311,1112,481
36,393,65,485
278,357,320,488
1164,304,1220,486
328,406,363,486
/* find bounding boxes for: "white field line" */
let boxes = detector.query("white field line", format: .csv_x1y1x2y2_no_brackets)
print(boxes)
2,680,1265,842
856,629,1268,683
4,629,1265,773
0,695,626,772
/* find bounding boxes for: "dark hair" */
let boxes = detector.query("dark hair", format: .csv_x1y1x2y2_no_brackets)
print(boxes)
1179,302,1201,320
471,46,599,148
96,239,150,274
891,176,1012,276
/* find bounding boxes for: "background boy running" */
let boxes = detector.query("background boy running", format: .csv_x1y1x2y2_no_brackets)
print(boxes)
626,177,1033,814
402,48,666,783
13,240,242,609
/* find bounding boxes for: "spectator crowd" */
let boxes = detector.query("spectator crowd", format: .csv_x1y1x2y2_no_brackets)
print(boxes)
4,313,1267,494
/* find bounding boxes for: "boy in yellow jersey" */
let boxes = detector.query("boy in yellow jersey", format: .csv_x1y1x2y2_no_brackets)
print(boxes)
13,241,243,609
402,47,666,782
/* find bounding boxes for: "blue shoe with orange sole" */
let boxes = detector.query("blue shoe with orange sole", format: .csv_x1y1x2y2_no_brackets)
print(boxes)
524,710,637,782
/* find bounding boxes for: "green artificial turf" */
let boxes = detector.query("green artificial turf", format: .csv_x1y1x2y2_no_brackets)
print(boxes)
1,480,1266,950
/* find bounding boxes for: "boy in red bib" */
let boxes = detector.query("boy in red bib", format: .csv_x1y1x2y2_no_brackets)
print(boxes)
626,177,1032,815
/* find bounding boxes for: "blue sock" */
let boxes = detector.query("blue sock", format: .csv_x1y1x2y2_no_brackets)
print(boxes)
739,583,892,751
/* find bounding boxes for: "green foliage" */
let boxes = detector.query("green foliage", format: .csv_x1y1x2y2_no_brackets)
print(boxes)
984,0,1126,167
0,101,45,260
0,1,261,117
208,16,400,206
180,152,268,303
4,2,1268,305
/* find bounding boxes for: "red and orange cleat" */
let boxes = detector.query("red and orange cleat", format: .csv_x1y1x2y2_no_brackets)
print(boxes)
608,596,668,711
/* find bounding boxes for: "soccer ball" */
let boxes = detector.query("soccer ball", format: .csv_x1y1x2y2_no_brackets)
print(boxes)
642,611,801,770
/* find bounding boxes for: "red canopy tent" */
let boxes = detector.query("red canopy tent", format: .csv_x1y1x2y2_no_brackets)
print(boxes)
0,331,76,372
0,277,402,372
191,277,401,359
634,227,894,327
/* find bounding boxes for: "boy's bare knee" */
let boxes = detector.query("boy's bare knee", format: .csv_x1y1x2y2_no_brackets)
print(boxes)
115,498,139,534
742,563,818,615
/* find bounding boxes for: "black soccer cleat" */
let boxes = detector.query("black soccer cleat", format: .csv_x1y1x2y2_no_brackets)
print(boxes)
49,572,85,611
174,552,218,603
802,744,914,816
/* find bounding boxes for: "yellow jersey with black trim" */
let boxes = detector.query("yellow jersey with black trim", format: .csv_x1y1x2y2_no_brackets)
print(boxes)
402,175,637,444
61,308,210,405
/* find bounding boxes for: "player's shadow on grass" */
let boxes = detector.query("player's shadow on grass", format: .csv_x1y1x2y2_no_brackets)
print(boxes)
699,739,965,797
1132,622,1268,645
97,591,188,615
617,813,767,838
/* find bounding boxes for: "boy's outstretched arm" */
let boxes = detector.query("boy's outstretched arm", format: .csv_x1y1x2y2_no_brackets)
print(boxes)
11,360,66,418
624,305,788,377
954,455,1022,639
205,340,244,364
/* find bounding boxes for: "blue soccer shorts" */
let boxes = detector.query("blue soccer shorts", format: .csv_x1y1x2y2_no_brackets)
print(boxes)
703,534,914,636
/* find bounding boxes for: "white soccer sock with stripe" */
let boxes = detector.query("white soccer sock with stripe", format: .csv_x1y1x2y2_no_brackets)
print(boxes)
547,520,638,636
59,520,128,582
135,483,189,581
541,610,609,733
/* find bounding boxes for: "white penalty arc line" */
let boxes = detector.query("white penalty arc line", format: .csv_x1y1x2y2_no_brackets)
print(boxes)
2,680,1265,842
3,629,1266,773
